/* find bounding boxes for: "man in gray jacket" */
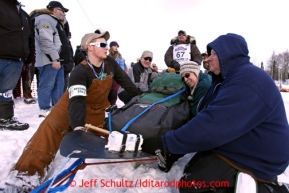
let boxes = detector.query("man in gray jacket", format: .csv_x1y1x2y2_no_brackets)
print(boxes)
33,1,71,118
118,50,164,104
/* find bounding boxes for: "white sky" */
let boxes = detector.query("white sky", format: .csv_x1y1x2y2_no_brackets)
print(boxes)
21,0,289,70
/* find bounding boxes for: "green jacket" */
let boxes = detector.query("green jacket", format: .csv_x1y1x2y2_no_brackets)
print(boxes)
190,71,211,118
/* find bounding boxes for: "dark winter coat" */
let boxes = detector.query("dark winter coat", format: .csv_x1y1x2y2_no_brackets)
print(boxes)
119,61,164,93
162,33,289,182
164,35,202,68
189,71,211,118
0,0,35,62
63,22,74,73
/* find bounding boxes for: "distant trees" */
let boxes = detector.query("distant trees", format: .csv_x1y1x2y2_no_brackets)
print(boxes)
266,50,289,82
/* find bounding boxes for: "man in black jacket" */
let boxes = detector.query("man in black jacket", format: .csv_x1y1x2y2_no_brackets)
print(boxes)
0,0,35,131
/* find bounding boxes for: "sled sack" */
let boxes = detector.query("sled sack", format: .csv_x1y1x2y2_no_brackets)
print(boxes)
110,72,190,139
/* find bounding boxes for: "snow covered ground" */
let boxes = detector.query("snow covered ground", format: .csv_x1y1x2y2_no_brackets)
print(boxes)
0,91,288,193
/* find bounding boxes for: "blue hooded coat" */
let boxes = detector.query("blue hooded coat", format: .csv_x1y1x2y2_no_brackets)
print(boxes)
162,33,289,182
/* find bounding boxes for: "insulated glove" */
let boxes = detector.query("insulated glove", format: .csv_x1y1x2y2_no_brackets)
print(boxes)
142,136,164,155
158,153,184,173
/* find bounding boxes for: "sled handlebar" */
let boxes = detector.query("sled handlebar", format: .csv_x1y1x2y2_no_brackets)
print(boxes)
85,124,110,135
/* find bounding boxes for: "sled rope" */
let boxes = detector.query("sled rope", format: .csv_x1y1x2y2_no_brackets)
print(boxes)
45,151,79,193
121,88,187,131
30,152,84,193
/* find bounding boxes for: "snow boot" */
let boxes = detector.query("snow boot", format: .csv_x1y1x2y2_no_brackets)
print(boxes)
23,90,36,104
0,117,29,131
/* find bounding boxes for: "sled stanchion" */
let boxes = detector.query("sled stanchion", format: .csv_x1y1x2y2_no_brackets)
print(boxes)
85,124,110,135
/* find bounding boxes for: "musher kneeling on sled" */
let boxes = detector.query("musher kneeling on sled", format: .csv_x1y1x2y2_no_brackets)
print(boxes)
4,29,142,192
142,33,289,193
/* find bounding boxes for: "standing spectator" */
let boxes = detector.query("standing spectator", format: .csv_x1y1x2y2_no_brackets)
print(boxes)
33,1,71,118
13,60,38,104
12,10,39,104
62,22,74,92
108,41,127,104
62,21,74,92
164,30,202,72
73,45,84,66
0,0,35,130
109,41,128,73
201,51,211,75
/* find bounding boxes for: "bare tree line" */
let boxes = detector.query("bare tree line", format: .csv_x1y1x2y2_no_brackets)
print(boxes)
265,50,289,83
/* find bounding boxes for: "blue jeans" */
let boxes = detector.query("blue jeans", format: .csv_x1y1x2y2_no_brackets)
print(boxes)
0,58,23,103
37,64,64,110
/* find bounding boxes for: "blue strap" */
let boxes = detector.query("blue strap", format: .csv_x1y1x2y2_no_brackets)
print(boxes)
108,112,112,133
46,173,77,193
30,157,85,193
121,88,187,131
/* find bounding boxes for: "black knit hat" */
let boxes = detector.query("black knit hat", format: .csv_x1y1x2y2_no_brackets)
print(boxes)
110,41,119,48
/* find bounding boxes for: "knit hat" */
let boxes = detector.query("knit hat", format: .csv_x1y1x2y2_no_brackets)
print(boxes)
80,28,110,50
109,41,119,47
180,61,200,78
141,50,153,58
46,1,69,12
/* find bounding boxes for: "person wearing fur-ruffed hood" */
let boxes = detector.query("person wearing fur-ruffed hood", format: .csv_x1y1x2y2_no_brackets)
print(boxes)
164,30,202,72
29,1,73,119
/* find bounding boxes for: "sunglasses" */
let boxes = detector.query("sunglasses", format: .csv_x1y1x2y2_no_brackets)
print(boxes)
182,73,191,81
89,42,108,48
143,57,152,62
178,34,186,37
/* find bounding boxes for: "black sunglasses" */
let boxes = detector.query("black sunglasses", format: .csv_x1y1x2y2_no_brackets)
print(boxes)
182,73,191,81
178,34,186,36
143,57,152,62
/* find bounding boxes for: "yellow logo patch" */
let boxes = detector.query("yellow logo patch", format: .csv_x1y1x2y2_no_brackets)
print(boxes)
43,25,50,28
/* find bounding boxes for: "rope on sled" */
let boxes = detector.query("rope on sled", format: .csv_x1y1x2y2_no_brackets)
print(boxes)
30,152,84,193
120,88,188,132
